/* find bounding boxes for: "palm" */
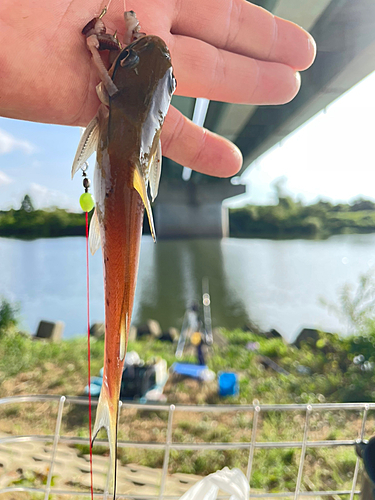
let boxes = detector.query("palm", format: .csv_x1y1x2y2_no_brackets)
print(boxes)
0,0,315,176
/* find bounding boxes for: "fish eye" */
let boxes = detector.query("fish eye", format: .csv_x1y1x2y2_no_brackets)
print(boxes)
119,48,139,68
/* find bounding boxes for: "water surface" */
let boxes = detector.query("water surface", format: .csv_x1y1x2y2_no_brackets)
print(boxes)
1,234,375,342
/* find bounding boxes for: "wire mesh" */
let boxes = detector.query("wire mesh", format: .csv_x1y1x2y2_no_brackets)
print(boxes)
0,395,371,499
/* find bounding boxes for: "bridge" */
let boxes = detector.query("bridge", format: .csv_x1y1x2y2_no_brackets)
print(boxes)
155,0,375,238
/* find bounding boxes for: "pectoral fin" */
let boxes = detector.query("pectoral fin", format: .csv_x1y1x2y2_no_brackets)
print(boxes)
149,139,162,203
133,166,156,242
71,116,99,178
89,208,101,255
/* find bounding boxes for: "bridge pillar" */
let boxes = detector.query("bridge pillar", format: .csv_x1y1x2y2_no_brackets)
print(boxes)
153,180,245,239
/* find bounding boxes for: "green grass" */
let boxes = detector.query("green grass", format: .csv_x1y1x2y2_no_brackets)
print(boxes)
1,313,375,492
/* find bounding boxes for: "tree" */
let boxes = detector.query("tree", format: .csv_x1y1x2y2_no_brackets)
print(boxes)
271,176,288,203
20,194,34,212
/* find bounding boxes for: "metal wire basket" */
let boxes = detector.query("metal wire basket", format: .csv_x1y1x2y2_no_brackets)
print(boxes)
0,395,371,499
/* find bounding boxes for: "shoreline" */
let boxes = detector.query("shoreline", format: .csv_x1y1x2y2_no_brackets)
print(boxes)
3,197,375,240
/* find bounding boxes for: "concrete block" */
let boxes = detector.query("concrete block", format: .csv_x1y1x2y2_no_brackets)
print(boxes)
293,328,334,349
90,322,105,338
293,328,320,348
148,319,162,337
35,320,65,342
137,319,161,338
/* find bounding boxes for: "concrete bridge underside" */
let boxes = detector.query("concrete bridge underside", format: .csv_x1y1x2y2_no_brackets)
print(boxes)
156,0,375,238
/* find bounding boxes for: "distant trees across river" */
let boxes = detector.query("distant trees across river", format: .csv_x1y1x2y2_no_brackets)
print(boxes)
3,194,375,239
229,197,375,239
0,195,87,238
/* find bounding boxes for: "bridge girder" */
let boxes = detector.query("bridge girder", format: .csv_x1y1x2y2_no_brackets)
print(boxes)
167,0,375,178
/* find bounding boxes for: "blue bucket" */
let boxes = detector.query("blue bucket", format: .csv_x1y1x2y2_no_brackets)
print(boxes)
218,372,239,397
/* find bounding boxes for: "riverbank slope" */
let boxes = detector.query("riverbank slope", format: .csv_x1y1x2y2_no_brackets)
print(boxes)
1,325,374,492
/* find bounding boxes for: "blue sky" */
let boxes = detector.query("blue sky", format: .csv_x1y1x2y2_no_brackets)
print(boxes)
1,69,375,211
0,120,82,210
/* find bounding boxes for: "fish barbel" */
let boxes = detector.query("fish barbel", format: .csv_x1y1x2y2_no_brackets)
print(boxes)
72,15,176,495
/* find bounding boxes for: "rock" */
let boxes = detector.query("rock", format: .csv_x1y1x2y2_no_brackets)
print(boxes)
137,319,162,338
293,328,320,348
90,322,105,338
34,320,64,342
265,328,282,339
147,319,162,337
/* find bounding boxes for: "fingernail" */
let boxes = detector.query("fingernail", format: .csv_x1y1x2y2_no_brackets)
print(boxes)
295,71,301,89
232,145,243,171
307,34,317,60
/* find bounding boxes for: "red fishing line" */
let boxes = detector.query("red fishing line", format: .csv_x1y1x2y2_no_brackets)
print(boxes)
85,211,94,500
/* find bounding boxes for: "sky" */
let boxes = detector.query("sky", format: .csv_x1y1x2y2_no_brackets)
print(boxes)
228,69,375,208
1,68,375,211
0,119,83,211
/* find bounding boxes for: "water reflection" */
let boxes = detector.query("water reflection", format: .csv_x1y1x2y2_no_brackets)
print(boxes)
134,238,249,330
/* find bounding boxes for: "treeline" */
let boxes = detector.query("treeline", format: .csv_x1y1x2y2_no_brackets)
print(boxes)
3,195,375,240
229,197,375,239
0,194,153,239
0,196,87,238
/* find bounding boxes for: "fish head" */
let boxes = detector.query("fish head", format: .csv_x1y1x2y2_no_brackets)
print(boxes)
108,35,176,169
110,35,176,117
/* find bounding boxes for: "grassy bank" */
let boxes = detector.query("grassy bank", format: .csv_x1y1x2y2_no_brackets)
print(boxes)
2,328,375,405
1,297,375,492
229,197,375,239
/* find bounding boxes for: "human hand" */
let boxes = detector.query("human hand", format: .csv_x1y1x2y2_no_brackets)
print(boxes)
0,0,315,176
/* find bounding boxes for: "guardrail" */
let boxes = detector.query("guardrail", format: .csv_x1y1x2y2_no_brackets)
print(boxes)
0,396,371,499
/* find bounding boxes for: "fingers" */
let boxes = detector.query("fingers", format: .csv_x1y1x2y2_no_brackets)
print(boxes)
172,0,316,71
170,35,301,105
161,106,243,177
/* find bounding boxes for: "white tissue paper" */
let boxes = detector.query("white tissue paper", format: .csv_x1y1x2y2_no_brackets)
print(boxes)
179,467,249,500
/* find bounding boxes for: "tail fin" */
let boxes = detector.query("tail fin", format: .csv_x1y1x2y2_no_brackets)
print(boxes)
92,389,119,498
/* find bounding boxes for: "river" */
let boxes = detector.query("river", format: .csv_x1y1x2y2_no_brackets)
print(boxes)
1,234,375,342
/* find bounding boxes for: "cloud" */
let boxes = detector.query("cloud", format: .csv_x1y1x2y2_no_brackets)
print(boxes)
0,128,36,155
28,183,79,210
0,170,13,186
